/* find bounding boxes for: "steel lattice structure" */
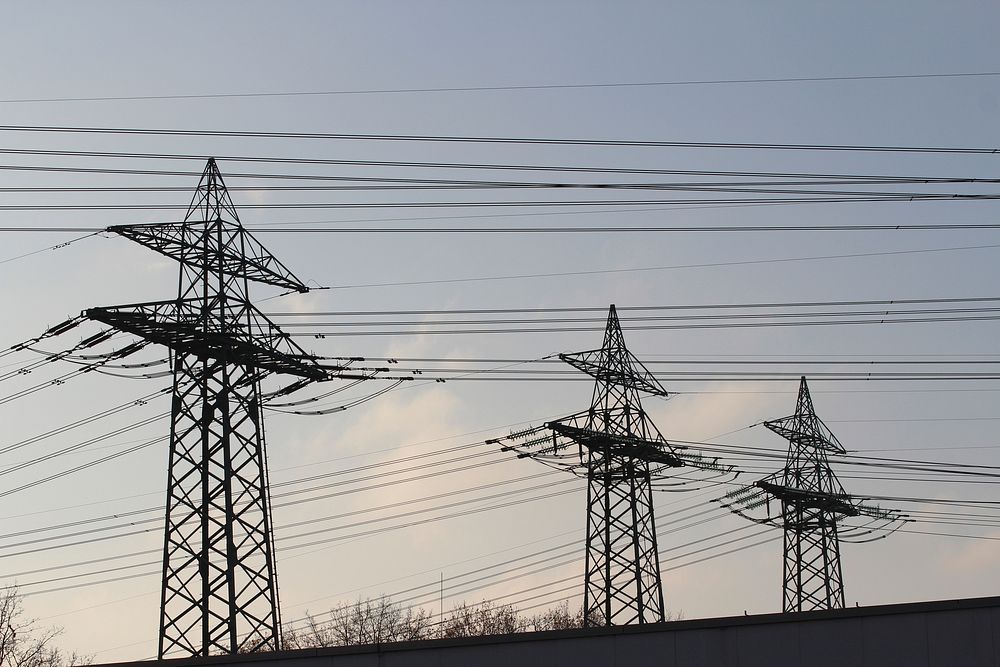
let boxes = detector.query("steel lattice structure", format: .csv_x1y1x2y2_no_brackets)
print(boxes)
86,159,324,657
494,305,732,626
720,376,907,612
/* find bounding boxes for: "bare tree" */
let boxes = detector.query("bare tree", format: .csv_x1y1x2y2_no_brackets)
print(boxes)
0,588,88,667
528,603,682,630
283,595,682,649
526,601,584,631
438,600,526,638
283,596,432,648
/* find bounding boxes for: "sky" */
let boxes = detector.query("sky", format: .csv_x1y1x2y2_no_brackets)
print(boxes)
0,1,999,662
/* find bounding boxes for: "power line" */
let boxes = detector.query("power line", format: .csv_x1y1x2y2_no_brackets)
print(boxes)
3,223,1000,235
12,424,1000,554
269,296,1000,317
7,422,1000,604
2,121,1000,152
293,314,1000,338
19,498,733,606
293,244,1000,287
2,161,992,184
5,217,1000,235
17,484,588,597
0,439,512,551
1,70,998,105
6,175,1000,192
1,193,996,212
11,475,578,588
314,356,1000,367
0,409,575,522
0,147,998,182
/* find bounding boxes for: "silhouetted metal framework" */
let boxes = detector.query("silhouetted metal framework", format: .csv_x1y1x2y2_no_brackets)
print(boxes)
494,306,732,627
720,377,906,612
85,159,323,657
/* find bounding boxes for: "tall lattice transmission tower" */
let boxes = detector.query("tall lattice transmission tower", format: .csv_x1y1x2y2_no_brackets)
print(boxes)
720,376,906,612
494,305,732,626
85,159,327,657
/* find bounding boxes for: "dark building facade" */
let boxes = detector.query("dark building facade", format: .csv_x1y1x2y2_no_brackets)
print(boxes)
97,596,1000,667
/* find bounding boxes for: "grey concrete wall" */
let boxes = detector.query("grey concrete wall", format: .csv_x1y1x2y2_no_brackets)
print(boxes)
99,596,1000,667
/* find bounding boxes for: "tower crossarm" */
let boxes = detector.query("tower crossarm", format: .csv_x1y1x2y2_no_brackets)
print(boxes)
560,348,669,397
755,480,860,517
764,415,845,454
84,298,326,380
763,376,845,453
547,420,685,466
107,222,310,293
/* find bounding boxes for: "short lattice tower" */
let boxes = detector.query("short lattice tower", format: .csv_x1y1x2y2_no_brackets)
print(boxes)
719,376,906,612
494,305,731,626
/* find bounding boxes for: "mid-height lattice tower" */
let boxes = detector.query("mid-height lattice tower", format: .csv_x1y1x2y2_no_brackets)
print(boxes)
720,377,905,612
495,306,730,626
85,159,326,657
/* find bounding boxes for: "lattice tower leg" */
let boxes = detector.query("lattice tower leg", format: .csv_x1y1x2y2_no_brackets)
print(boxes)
583,450,665,626
781,503,845,612
158,353,281,657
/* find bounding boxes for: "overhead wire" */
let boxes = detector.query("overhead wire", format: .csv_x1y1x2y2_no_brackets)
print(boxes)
284,513,769,633
1,134,992,636
272,296,1000,317
0,388,168,456
280,305,1000,327
293,313,1000,339
3,122,1000,153
6,221,1000,234
0,231,99,265
15,484,588,596
1,161,995,184
0,435,167,501
2,70,999,104
8,428,1000,582
4,174,1000,192
10,436,1000,640
18,496,733,606
2,193,998,212
0,425,731,584
1,312,1000,616
262,242,1000,286
11,474,579,590
0,342,149,405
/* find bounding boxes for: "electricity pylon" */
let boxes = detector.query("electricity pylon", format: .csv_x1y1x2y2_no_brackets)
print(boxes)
494,305,731,626
86,159,326,657
720,376,906,612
